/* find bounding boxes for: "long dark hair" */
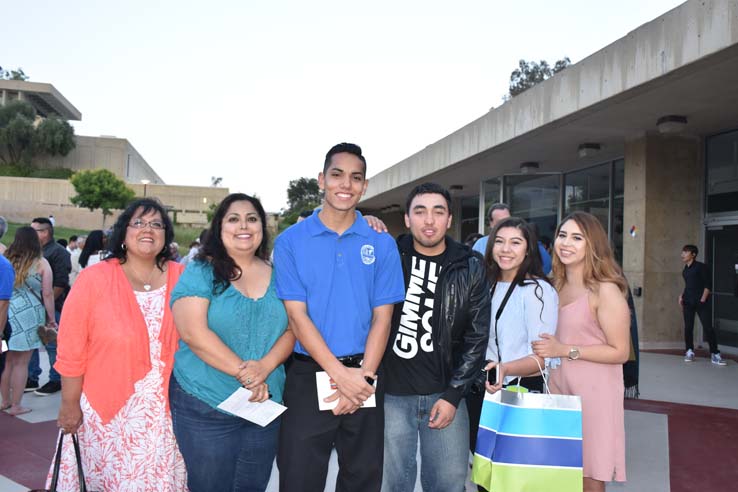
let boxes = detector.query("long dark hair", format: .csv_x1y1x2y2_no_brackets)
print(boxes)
79,230,105,268
485,217,551,317
196,193,270,294
107,198,175,270
5,226,42,287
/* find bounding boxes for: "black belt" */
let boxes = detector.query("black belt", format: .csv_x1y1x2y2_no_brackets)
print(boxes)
293,352,364,368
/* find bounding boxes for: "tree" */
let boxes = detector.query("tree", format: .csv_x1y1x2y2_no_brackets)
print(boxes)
0,101,75,165
286,177,321,213
0,66,29,81
70,169,135,226
508,57,571,98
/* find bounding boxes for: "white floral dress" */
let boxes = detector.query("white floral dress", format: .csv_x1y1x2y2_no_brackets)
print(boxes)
49,285,188,492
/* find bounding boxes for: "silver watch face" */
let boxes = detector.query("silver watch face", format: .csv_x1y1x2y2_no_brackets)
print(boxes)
569,348,580,360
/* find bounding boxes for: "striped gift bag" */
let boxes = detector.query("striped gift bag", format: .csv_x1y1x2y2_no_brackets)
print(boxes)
471,387,583,491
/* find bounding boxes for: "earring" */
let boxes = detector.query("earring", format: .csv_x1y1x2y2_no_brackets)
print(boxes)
122,243,127,251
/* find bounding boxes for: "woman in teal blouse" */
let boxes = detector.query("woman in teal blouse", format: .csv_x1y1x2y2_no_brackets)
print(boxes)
169,193,295,492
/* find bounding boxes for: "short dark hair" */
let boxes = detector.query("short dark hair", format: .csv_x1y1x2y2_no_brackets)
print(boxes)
69,235,78,242
404,182,452,214
31,217,54,235
298,209,313,219
197,193,270,294
682,244,698,256
487,203,511,223
324,142,366,173
57,238,68,248
107,198,175,269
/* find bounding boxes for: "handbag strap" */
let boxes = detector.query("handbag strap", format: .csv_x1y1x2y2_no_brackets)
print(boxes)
490,280,517,361
48,432,88,492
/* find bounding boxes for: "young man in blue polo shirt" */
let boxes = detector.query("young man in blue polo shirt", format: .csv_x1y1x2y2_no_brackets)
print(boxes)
274,142,405,492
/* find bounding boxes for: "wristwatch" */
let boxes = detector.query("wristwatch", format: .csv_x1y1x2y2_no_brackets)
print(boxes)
568,347,580,361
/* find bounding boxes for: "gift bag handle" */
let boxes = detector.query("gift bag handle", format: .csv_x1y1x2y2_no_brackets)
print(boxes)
526,354,551,394
48,432,88,492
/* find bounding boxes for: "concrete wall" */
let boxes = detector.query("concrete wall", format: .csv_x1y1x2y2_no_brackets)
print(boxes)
0,176,229,230
35,135,164,184
365,0,738,200
623,134,703,348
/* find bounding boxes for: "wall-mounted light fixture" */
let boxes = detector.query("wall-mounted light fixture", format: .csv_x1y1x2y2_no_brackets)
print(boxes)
449,184,464,195
519,161,540,174
577,143,601,158
656,115,688,134
381,204,402,214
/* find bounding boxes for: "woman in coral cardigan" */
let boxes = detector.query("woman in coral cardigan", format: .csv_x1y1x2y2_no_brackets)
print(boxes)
51,198,187,491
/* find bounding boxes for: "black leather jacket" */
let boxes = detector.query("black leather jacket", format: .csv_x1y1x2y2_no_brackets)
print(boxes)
391,234,491,407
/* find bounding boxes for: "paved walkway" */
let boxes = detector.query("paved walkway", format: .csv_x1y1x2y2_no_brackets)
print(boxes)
1,351,737,491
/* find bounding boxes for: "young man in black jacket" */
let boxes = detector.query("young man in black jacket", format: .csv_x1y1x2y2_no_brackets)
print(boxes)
382,182,490,492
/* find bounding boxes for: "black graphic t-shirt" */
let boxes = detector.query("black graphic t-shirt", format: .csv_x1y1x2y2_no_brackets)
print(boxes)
384,249,447,396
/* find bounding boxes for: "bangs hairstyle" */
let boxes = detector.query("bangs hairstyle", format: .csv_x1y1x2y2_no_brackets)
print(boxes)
196,193,270,294
5,226,43,287
107,198,175,270
552,211,627,296
485,217,551,318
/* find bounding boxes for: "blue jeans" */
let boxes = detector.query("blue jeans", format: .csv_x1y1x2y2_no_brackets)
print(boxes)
382,393,469,492
170,376,279,492
28,310,61,383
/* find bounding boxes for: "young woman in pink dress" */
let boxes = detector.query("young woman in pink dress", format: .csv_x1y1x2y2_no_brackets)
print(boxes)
532,211,630,492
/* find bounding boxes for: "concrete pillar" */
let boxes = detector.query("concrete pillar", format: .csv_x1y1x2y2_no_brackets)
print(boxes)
1,90,6,106
623,134,702,348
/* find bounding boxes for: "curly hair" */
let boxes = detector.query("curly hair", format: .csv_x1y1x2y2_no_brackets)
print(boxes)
107,198,175,270
196,193,270,294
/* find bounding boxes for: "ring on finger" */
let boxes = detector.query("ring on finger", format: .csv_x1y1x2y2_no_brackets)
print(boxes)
246,377,252,384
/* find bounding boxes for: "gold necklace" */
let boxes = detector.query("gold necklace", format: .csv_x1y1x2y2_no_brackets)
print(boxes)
126,264,159,291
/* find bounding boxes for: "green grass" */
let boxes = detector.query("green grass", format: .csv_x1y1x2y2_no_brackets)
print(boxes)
2,222,208,256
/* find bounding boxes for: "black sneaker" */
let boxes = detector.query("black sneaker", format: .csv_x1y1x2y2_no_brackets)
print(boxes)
24,379,40,392
35,381,61,396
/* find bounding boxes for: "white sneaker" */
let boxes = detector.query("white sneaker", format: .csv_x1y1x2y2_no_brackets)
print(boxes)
711,353,727,366
684,350,695,362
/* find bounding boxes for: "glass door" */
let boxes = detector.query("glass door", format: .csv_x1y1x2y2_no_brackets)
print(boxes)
706,224,738,349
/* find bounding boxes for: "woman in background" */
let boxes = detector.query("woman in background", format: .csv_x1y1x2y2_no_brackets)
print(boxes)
1,227,56,416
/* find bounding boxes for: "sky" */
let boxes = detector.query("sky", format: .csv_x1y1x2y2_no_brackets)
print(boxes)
2,0,686,212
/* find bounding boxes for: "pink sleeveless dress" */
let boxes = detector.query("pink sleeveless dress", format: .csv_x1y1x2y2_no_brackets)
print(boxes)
549,293,626,482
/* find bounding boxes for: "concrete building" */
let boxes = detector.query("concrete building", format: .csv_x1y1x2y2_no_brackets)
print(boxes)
0,80,227,229
360,0,738,352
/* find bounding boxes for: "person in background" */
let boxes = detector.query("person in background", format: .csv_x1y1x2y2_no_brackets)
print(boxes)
533,211,630,492
169,242,182,263
170,193,294,492
464,232,484,248
69,235,86,286
0,239,14,386
0,216,8,255
52,198,187,491
27,217,70,396
78,231,106,270
473,204,552,275
180,230,207,266
679,244,726,365
66,236,79,254
48,215,56,227
296,209,313,223
1,227,56,416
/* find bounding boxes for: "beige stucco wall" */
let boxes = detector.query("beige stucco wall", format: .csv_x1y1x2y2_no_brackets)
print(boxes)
35,135,164,184
623,134,703,348
0,176,229,230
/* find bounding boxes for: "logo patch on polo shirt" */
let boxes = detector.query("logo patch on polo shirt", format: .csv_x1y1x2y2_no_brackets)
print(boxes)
361,244,375,265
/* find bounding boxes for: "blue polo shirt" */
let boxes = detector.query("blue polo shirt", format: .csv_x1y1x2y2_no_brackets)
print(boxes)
274,211,405,357
0,255,14,300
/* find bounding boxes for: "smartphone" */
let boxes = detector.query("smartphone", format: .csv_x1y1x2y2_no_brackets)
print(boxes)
486,366,498,385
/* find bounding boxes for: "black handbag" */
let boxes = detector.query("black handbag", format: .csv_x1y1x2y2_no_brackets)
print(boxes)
29,432,88,492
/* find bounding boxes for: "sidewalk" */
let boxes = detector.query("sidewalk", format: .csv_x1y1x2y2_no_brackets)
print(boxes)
1,351,737,491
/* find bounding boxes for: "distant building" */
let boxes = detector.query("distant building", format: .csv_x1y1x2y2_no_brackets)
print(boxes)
359,0,738,353
0,79,228,229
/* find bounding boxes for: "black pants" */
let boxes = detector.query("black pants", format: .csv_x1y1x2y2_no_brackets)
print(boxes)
277,357,384,492
683,300,719,353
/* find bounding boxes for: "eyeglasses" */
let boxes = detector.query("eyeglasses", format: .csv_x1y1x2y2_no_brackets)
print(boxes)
128,219,165,230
